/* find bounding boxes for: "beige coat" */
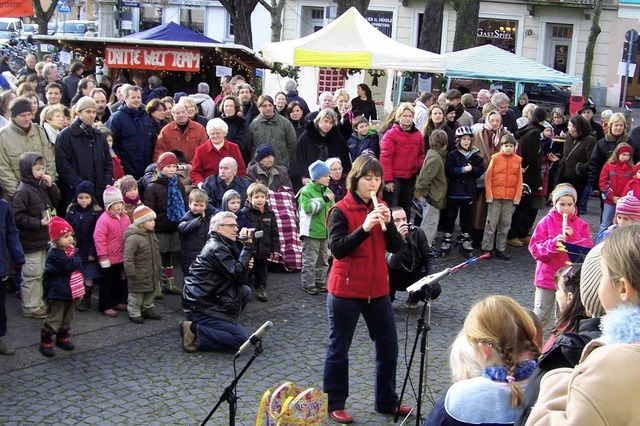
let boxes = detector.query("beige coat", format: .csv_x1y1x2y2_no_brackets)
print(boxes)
0,121,56,199
526,342,640,425
123,225,162,293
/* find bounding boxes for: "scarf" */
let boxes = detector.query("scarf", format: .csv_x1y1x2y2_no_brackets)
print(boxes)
165,174,185,222
599,305,640,345
123,193,140,206
483,359,537,383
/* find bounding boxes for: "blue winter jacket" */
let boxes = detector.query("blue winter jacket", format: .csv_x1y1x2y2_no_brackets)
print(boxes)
43,247,83,301
0,195,25,277
106,105,155,179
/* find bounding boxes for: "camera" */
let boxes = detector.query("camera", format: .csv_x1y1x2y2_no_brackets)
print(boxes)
239,228,264,241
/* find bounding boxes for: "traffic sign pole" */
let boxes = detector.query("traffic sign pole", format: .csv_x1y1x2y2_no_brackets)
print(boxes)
621,29,638,107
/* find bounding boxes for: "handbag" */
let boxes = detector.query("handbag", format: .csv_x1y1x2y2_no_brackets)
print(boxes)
256,381,328,426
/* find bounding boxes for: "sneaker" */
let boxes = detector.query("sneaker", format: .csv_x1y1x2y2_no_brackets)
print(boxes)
22,308,47,319
315,283,328,293
0,339,15,356
507,238,524,247
256,288,268,302
129,316,144,324
494,250,510,260
103,309,118,317
302,285,318,295
179,321,197,353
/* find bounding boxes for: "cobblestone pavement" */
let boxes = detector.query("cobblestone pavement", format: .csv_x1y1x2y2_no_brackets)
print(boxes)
0,199,601,425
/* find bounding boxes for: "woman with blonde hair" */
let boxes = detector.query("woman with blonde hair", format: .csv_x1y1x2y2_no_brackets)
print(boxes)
426,295,539,425
380,103,425,213
333,88,354,140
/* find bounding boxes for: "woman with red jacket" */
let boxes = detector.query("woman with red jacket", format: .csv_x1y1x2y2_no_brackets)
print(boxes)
323,155,410,424
379,103,425,214
598,142,634,235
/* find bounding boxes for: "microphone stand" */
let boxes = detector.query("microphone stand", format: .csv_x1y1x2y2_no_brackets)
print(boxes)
395,297,432,425
201,340,264,426
394,253,490,424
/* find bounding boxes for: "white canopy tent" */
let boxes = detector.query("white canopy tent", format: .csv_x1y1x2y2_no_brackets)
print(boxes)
262,7,446,73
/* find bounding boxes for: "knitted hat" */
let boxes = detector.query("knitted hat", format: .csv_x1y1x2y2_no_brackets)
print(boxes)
618,145,633,156
616,195,640,220
49,216,74,241
157,152,178,171
634,163,640,176
309,160,330,181
117,175,138,195
255,144,275,162
74,180,96,200
10,97,32,117
551,183,577,205
133,204,157,226
76,96,97,112
580,242,606,318
103,185,123,210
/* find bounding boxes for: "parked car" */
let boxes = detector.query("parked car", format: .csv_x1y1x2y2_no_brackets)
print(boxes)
493,81,572,113
0,18,23,42
55,20,97,36
23,23,38,35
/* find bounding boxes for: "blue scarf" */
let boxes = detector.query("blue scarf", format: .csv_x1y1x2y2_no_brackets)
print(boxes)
483,359,537,383
599,305,640,345
164,174,185,222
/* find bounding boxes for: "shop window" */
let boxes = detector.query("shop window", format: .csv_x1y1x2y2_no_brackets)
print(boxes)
477,18,518,53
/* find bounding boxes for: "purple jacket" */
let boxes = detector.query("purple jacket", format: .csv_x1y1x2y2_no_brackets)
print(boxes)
529,208,593,290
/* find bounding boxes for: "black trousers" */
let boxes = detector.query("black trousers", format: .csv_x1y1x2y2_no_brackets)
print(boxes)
441,198,473,235
98,263,128,312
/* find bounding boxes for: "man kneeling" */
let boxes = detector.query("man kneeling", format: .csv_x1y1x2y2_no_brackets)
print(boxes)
180,211,255,353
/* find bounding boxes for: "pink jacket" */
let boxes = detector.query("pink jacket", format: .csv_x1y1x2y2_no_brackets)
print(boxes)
529,208,593,290
94,210,131,265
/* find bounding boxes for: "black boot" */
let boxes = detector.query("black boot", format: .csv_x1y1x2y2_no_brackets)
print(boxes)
55,329,75,351
39,330,55,357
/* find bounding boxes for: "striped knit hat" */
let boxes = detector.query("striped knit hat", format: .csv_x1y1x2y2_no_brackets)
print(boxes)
615,195,640,221
552,183,578,205
580,242,606,318
133,204,157,226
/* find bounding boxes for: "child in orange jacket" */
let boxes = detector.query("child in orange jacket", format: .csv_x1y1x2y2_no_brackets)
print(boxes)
482,134,523,259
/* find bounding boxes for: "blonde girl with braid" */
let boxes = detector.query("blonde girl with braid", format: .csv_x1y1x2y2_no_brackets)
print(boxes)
425,295,539,426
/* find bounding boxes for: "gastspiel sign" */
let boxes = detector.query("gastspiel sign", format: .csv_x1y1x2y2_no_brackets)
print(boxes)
105,46,200,71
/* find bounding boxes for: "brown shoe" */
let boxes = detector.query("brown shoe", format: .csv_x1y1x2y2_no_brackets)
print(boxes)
0,338,15,356
507,238,524,247
22,308,47,319
519,236,531,245
179,321,197,353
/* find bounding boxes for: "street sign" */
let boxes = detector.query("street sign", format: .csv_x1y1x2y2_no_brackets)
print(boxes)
622,29,639,61
625,29,639,43
57,0,71,13
122,1,140,7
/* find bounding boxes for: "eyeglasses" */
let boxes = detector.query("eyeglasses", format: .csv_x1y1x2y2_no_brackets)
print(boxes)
220,223,238,228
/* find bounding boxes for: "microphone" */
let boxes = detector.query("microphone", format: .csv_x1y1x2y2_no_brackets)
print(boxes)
406,268,451,294
234,321,273,358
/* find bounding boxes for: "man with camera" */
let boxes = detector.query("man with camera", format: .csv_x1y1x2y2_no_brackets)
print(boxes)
179,211,255,353
386,207,440,308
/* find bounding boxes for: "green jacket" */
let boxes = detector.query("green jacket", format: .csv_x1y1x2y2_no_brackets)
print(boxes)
123,225,162,293
297,182,335,239
415,147,448,210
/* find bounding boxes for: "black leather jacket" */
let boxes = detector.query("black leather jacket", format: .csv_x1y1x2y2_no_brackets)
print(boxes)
182,231,255,322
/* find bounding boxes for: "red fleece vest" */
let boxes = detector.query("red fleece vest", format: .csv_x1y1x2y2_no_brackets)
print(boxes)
327,192,390,299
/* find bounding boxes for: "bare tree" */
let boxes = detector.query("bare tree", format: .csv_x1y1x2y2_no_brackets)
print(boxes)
32,0,57,39
418,0,445,53
452,0,480,51
335,0,371,16
218,0,260,48
258,0,287,42
582,0,603,97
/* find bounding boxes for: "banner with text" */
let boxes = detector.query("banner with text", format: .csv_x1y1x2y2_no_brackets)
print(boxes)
105,46,200,71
